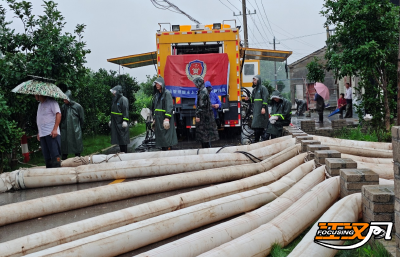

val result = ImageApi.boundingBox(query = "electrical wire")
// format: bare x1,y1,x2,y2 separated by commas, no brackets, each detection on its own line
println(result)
226,0,241,11
260,0,274,37
246,0,270,43
150,0,200,24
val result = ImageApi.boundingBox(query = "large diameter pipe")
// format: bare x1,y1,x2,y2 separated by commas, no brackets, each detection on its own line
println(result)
288,193,362,257
1,139,296,192
380,178,394,185
312,135,392,150
137,164,325,257
199,177,340,257
24,161,315,257
356,162,394,179
341,154,393,164
62,136,293,167
324,144,392,158
0,147,303,244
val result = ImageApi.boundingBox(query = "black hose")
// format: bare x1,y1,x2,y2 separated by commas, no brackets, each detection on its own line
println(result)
216,145,234,153
234,151,263,163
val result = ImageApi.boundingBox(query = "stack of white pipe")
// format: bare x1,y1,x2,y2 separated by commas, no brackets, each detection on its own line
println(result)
0,149,305,257
61,136,293,167
312,136,393,158
0,138,295,192
199,177,340,256
341,153,393,164
21,161,316,257
137,164,325,257
356,161,394,179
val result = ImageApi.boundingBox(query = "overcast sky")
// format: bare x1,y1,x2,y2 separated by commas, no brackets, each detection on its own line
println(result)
3,0,328,82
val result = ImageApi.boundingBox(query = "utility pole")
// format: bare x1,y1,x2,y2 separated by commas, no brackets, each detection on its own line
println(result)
233,0,256,48
270,37,280,85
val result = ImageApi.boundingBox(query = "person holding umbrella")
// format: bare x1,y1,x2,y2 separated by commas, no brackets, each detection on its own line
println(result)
12,77,68,168
314,82,330,123
36,94,62,168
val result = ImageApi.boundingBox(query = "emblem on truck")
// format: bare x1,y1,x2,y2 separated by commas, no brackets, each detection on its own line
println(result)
186,60,207,81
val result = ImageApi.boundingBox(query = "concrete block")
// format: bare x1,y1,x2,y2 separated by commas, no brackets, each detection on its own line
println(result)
296,136,313,144
292,132,308,138
301,140,321,153
363,185,395,203
326,158,357,169
340,169,379,183
306,145,329,153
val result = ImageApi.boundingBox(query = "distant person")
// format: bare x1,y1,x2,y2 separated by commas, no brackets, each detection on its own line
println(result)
60,90,85,160
36,95,62,168
109,85,130,153
295,99,307,116
344,83,353,118
195,81,222,126
244,75,269,143
152,76,178,150
314,92,325,123
337,93,346,119
193,77,219,148
266,90,292,139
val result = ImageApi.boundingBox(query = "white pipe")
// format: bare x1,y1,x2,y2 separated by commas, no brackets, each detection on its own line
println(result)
288,193,362,257
62,136,292,167
356,161,394,179
199,177,340,257
0,147,304,256
136,164,325,257
0,139,296,192
341,154,393,164
323,144,392,158
312,135,392,150
379,178,394,185
23,160,314,257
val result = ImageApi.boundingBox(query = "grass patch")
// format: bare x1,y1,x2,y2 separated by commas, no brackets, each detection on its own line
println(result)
335,126,391,142
335,239,391,257
269,233,391,257
15,123,146,169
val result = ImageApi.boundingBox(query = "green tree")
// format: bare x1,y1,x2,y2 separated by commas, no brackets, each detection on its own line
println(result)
321,0,399,131
0,0,91,135
306,57,325,83
0,94,23,172
132,75,157,122
262,80,275,95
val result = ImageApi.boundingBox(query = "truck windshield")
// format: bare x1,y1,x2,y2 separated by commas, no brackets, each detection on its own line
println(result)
174,43,222,55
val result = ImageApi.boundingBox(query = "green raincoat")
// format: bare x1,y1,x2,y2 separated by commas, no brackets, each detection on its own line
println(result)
266,90,292,137
60,90,85,154
250,75,269,129
194,77,219,143
152,77,178,148
110,85,130,145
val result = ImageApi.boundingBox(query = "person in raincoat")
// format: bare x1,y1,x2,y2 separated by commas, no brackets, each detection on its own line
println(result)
266,90,292,139
194,77,219,148
60,90,85,160
314,92,325,123
195,81,222,127
152,76,178,150
109,85,130,153
295,99,307,116
244,75,269,143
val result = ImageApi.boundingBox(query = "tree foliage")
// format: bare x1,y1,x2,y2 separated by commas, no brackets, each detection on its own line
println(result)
276,80,285,92
0,0,91,135
306,57,325,83
262,80,275,95
321,0,399,131
0,94,23,172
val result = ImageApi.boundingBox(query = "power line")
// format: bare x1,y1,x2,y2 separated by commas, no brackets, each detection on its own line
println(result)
279,32,325,41
246,0,270,43
260,0,274,37
248,14,269,47
226,0,241,11
150,0,200,24
217,0,242,26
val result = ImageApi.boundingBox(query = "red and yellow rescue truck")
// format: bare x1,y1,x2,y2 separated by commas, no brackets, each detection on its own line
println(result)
108,21,291,133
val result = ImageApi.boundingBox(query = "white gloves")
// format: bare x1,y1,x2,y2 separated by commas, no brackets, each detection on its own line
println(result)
269,116,278,124
122,121,128,128
108,121,111,127
163,119,170,130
